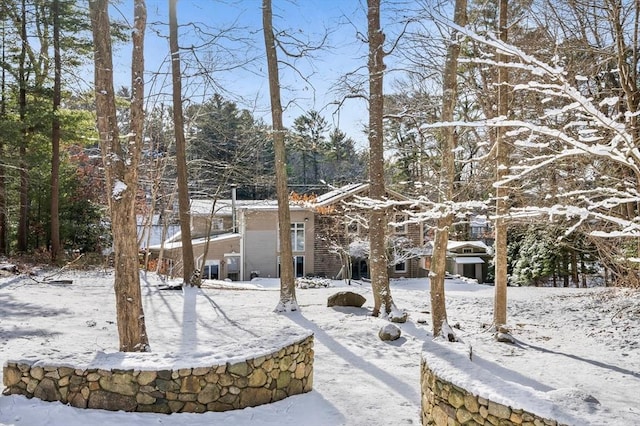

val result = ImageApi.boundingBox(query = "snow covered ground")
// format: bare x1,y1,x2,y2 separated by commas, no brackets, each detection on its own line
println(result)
0,269,638,425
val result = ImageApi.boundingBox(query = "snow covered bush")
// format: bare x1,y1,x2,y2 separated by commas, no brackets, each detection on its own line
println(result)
296,276,332,289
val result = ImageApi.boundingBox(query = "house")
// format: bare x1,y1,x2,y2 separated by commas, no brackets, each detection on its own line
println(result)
423,240,492,283
310,183,424,280
147,183,425,281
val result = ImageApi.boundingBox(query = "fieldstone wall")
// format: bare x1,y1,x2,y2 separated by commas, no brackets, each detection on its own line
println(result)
421,359,566,426
3,333,313,414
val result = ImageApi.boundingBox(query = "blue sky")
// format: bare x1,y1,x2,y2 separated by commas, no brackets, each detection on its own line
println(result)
109,0,382,148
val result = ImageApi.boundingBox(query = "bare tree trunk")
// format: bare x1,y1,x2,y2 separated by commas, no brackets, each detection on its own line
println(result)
367,0,394,317
90,0,150,352
17,0,28,252
570,249,579,286
429,0,467,338
0,19,8,256
50,0,61,262
169,0,196,286
263,0,297,311
493,0,509,327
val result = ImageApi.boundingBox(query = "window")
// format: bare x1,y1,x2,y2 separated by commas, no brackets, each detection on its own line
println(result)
346,221,359,234
212,218,224,231
294,256,304,277
202,263,219,280
225,255,240,281
277,256,305,278
394,214,407,234
462,248,473,254
291,222,305,252
394,261,407,273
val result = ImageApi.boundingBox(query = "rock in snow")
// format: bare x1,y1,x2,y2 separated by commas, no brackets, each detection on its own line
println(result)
327,291,366,308
378,324,401,341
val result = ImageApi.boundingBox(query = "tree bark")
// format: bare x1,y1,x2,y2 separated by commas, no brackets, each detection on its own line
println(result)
50,0,61,262
17,0,28,252
169,0,196,286
0,18,8,256
90,0,150,352
493,0,509,327
263,0,297,311
429,0,467,337
367,0,394,317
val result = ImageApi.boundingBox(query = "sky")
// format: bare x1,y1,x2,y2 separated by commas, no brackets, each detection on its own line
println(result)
107,0,383,149
1,270,638,425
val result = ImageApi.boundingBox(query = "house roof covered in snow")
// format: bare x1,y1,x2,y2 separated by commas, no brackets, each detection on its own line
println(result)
312,183,411,208
446,240,490,252
147,232,241,251
422,240,491,256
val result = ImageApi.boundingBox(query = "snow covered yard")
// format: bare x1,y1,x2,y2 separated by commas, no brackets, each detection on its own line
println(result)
0,270,638,425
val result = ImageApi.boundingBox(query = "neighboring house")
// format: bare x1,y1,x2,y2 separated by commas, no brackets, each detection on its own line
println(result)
310,183,424,280
469,215,493,245
148,183,425,281
423,240,492,283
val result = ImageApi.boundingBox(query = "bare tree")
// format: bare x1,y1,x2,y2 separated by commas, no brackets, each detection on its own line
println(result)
17,0,27,252
89,0,150,352
169,0,197,286
0,13,7,255
428,0,467,338
367,0,395,317
493,0,509,327
50,0,61,262
262,0,297,311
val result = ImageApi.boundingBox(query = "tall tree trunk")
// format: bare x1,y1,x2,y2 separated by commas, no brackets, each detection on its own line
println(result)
570,248,579,286
90,0,150,352
429,0,467,338
50,0,61,262
17,0,28,252
0,19,8,256
169,0,196,286
493,0,509,327
263,0,297,312
367,0,393,317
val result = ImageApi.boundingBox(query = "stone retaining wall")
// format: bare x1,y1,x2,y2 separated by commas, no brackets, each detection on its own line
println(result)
3,332,313,414
421,359,566,426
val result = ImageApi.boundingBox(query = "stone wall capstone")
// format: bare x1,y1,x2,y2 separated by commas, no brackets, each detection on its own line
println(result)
3,330,313,414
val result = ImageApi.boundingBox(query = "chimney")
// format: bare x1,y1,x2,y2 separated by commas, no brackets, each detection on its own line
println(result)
231,184,237,233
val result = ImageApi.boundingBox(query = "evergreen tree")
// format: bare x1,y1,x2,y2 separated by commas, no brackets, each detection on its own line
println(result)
186,94,273,198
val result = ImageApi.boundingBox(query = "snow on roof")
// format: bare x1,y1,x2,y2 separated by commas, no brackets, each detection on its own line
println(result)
313,183,369,207
446,240,490,252
191,198,309,215
190,199,262,216
148,232,241,251
312,182,411,208
422,240,490,256
454,256,485,264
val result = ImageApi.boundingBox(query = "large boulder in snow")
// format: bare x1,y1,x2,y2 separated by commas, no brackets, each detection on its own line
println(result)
378,324,401,341
327,291,366,308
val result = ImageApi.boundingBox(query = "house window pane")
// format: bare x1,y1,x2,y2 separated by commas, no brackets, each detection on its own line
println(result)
291,223,305,251
394,261,407,273
203,264,219,279
394,214,407,234
295,255,304,277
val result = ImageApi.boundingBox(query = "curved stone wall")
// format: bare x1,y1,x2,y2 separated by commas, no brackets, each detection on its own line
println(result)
419,339,583,426
3,330,313,414
421,360,565,426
